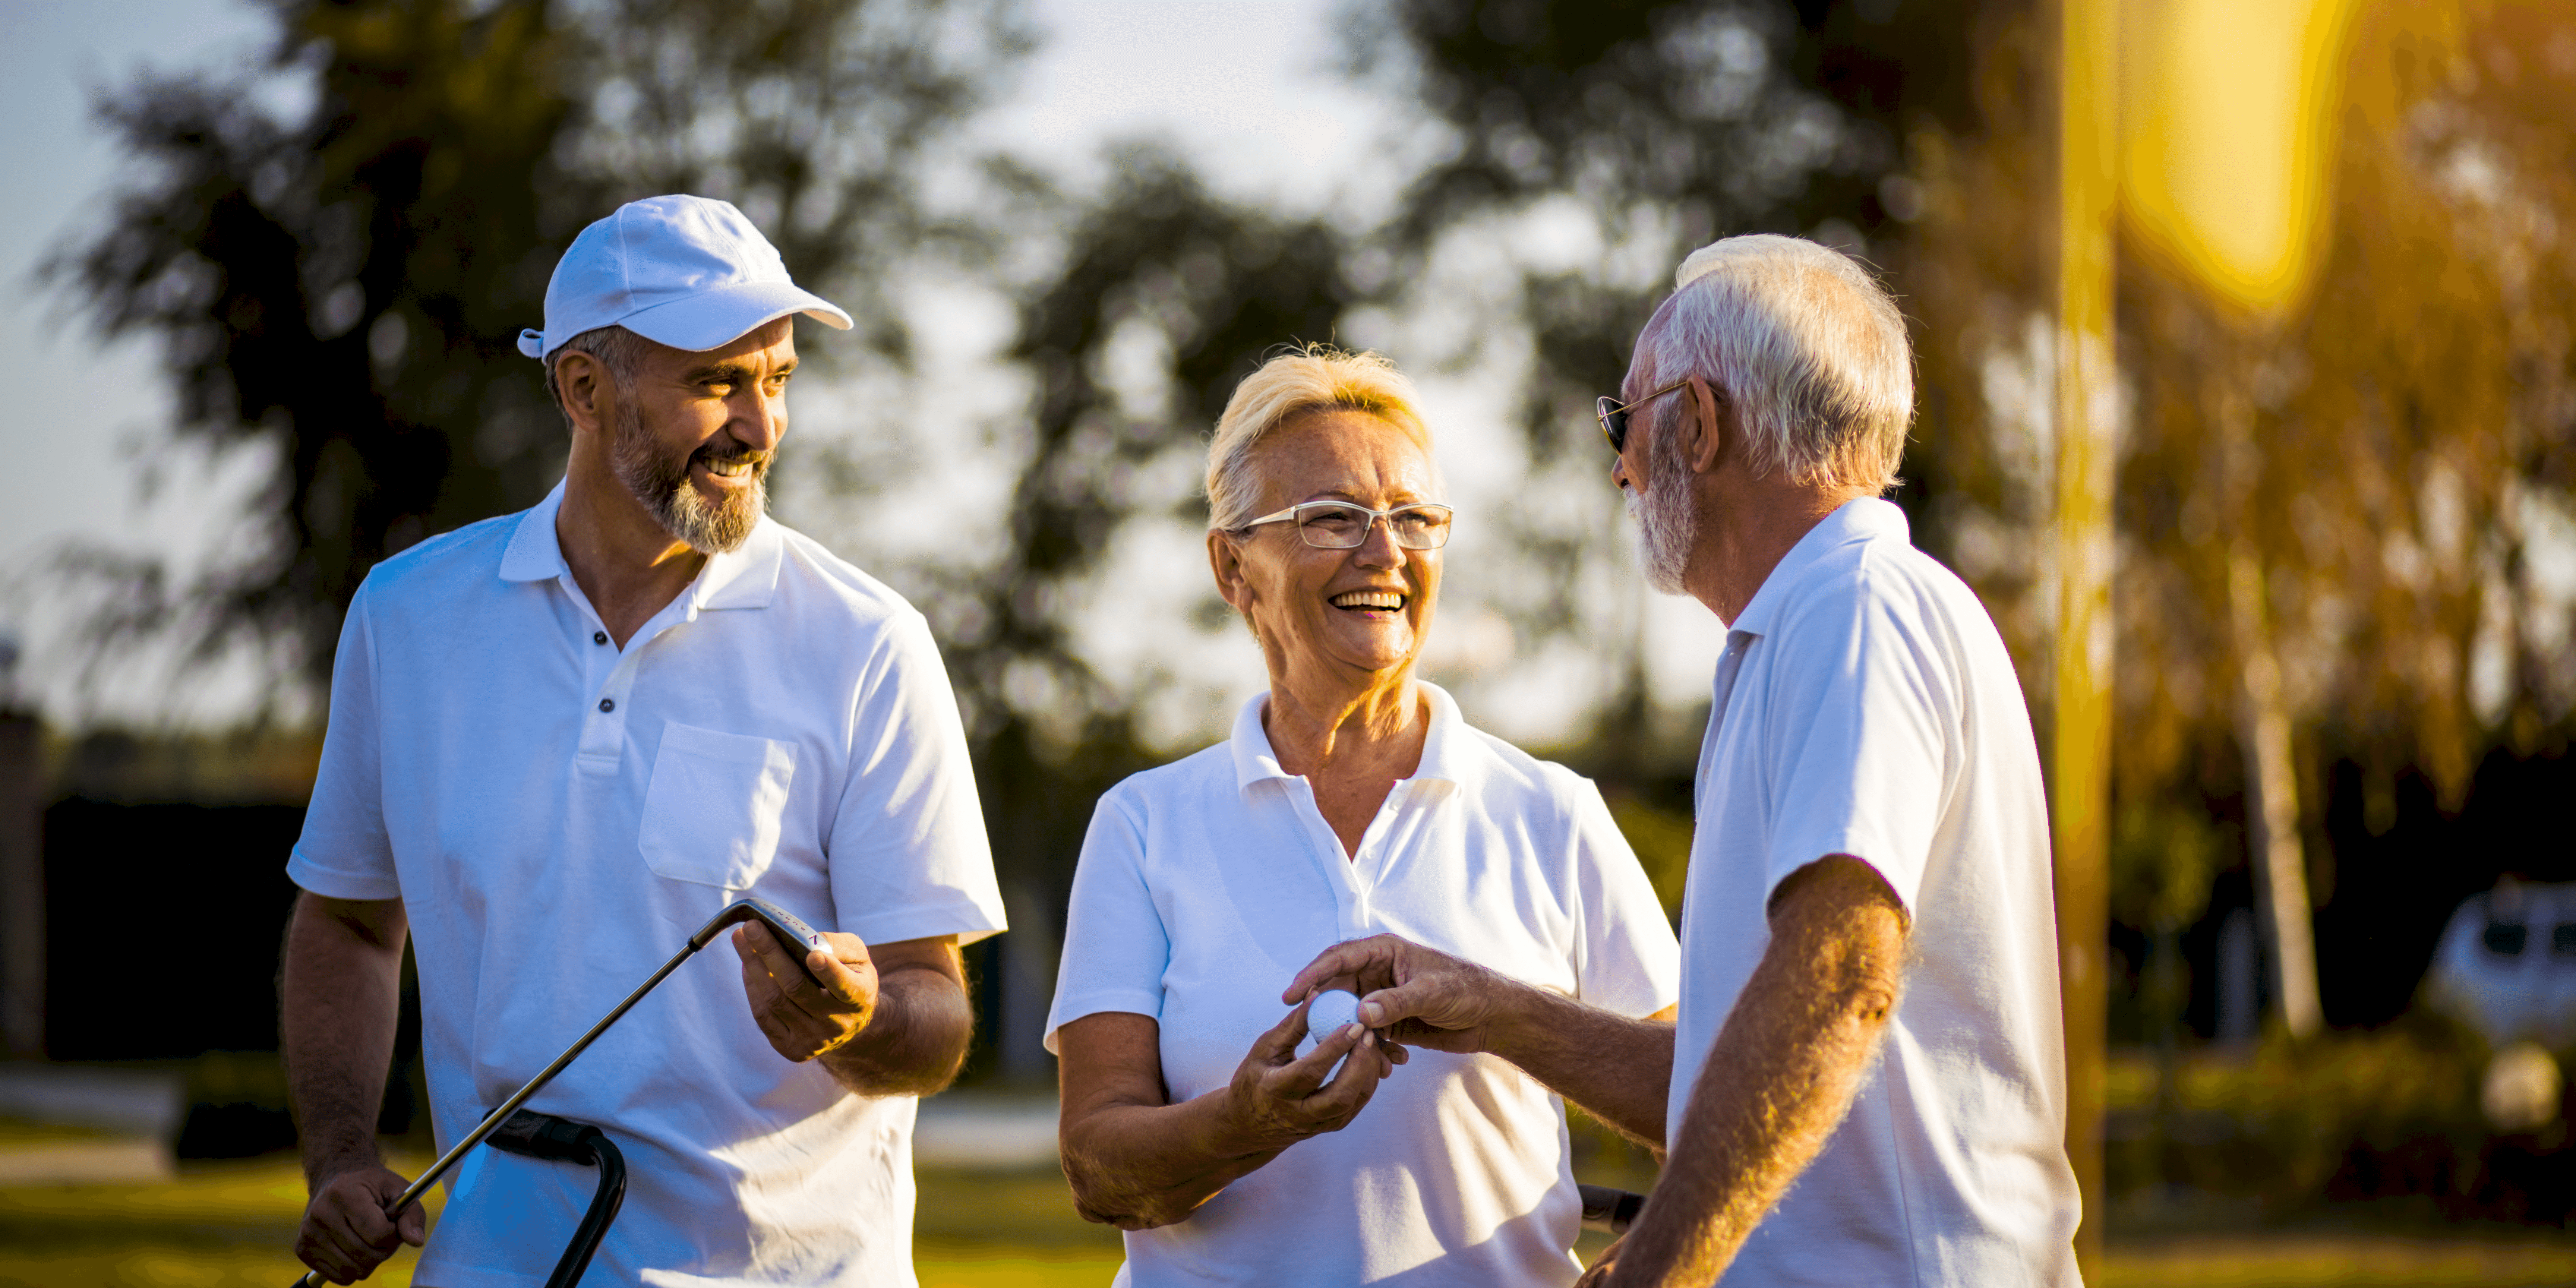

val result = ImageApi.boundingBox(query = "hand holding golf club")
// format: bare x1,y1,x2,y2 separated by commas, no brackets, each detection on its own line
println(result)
295,1164,427,1285
732,922,881,1062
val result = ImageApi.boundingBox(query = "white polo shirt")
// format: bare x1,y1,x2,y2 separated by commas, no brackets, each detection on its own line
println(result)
1046,683,1680,1288
1668,498,2079,1287
288,482,1006,1288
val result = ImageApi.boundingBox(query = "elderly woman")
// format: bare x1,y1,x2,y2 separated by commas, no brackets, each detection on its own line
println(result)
1046,347,1681,1286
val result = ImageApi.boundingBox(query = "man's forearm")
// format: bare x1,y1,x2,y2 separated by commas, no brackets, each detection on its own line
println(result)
1488,991,1675,1147
818,965,973,1096
1607,858,1906,1287
281,894,409,1185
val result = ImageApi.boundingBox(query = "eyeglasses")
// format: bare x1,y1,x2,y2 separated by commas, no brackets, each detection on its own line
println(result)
1594,379,1695,454
1236,500,1455,550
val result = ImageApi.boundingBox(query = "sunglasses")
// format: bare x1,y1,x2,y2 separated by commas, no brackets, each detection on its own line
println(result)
1594,379,1703,454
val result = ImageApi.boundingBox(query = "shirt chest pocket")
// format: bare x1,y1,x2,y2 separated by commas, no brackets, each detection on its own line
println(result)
639,722,798,890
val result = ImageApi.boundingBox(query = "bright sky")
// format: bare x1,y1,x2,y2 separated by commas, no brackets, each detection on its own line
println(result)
0,0,1726,736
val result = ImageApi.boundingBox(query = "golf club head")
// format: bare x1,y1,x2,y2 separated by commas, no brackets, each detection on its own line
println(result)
692,896,833,988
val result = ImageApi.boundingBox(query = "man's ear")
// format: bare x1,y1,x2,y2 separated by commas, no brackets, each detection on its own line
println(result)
1683,375,1725,474
555,351,612,437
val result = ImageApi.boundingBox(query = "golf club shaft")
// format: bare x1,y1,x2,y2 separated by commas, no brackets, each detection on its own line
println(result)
292,939,706,1288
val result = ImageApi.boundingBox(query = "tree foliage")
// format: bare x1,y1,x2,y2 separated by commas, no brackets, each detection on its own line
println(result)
1904,0,2576,1027
51,0,1026,694
938,146,1353,905
1337,0,1988,732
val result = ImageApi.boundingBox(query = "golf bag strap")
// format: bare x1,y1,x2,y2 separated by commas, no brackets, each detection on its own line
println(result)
1577,1182,1645,1235
484,1109,628,1288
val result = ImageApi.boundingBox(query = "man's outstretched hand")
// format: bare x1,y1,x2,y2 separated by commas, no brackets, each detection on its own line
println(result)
1282,934,1534,1058
734,922,880,1063
295,1164,426,1284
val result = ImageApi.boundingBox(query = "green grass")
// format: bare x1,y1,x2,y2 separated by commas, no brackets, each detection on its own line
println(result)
2097,1234,2576,1287
0,1153,1134,1288
9,1147,2576,1287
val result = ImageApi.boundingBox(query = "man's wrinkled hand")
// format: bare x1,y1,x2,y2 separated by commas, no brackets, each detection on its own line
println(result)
295,1164,425,1284
1283,934,1528,1057
735,923,880,1062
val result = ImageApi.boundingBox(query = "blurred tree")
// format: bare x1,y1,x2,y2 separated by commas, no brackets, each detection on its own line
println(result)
1914,0,2576,1029
920,148,1355,1069
50,0,1027,699
1340,0,1991,772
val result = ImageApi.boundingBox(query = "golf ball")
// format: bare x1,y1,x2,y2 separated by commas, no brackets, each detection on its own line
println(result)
1306,989,1364,1045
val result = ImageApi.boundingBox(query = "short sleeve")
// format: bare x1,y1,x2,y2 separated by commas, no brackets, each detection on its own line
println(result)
826,612,1007,946
1565,779,1682,1019
1759,575,1956,913
287,583,401,900
1043,791,1170,1054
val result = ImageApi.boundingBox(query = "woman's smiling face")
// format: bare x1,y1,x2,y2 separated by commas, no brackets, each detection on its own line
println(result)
1216,408,1444,683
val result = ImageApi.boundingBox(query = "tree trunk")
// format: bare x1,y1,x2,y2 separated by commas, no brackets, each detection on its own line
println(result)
0,712,41,1058
2227,546,2324,1039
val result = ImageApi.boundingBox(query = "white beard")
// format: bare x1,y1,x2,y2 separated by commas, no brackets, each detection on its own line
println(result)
1627,432,1698,595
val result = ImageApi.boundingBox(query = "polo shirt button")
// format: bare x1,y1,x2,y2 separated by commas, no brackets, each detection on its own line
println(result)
593,631,607,645
598,698,615,713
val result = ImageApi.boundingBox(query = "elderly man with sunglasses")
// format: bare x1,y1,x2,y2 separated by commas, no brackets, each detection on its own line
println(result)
1048,345,1681,1287
1292,237,2080,1286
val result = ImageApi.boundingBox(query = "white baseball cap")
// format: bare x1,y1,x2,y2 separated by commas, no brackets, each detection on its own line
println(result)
516,194,852,363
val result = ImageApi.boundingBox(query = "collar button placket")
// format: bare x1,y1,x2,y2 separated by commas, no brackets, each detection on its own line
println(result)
1294,778,1365,940
581,633,645,764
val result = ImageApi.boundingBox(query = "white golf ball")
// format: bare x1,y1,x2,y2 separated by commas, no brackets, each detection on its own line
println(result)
1306,989,1364,1045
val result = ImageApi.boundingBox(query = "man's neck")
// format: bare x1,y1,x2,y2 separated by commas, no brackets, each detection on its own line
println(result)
557,448,707,648
1686,478,1867,625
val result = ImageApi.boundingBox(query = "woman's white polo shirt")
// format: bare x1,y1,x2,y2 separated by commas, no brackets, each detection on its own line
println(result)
287,483,1005,1288
1046,682,1679,1287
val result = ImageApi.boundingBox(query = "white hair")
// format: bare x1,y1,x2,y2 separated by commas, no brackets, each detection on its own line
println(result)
1205,344,1433,531
1638,234,1913,493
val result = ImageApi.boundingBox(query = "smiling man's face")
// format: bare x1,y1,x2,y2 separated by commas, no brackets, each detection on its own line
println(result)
1224,408,1444,681
613,317,798,554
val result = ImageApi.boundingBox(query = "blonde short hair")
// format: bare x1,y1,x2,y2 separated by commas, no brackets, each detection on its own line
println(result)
1205,345,1433,531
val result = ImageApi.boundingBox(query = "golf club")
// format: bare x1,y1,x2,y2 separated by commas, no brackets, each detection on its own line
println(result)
289,896,832,1287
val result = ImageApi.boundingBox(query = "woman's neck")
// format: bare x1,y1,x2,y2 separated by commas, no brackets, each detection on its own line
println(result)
1262,664,1425,785
1263,665,1427,861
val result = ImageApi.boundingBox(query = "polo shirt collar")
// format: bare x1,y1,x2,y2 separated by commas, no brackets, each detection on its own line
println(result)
498,479,784,611
1229,679,1474,796
1725,496,1909,638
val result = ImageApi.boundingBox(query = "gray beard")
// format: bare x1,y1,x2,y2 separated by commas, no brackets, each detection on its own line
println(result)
1627,430,1698,596
611,403,767,555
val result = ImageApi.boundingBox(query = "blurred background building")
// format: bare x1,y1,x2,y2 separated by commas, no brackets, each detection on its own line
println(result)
4,0,2576,1284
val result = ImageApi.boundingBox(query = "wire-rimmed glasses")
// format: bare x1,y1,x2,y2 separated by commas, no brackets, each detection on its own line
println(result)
1235,500,1455,550
1595,379,1693,454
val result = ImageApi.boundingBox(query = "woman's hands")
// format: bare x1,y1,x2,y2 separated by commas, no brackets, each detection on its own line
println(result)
1217,994,1396,1154
1287,934,1681,1147
1056,997,1400,1232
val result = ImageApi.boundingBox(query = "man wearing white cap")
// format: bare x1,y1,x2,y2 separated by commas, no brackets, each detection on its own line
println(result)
280,195,1007,1286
